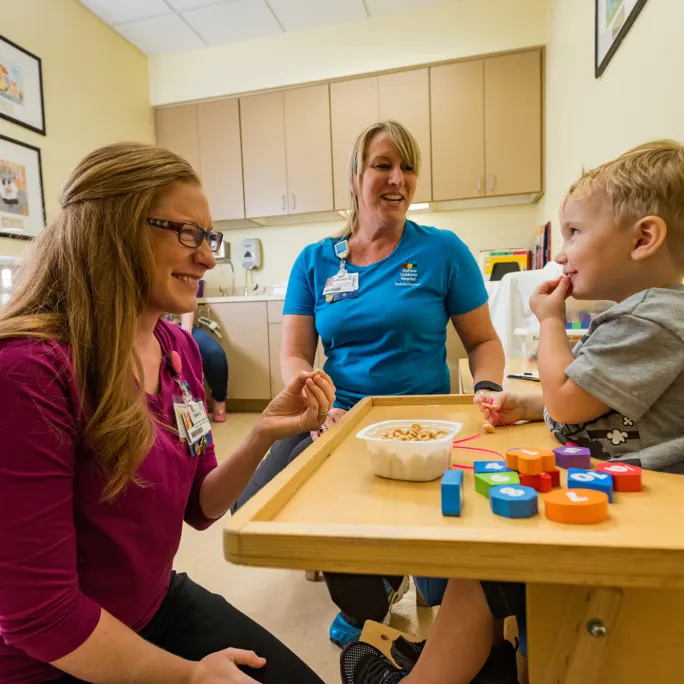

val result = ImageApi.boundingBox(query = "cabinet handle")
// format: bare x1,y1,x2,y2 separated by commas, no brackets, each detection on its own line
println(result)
489,174,496,192
290,194,296,211
477,176,483,194
281,195,286,211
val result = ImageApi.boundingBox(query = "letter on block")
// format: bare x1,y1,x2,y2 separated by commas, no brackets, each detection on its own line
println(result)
567,468,614,503
544,488,609,524
520,472,553,493
596,462,642,492
441,469,464,517
475,471,520,497
490,485,538,519
553,445,592,470
473,460,512,474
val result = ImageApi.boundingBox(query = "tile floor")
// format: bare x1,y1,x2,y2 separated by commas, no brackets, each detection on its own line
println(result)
173,413,435,683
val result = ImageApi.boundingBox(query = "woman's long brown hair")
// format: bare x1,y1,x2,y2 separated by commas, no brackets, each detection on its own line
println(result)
0,142,200,499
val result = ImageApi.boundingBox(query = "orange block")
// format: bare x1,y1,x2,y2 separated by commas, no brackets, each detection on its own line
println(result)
505,447,556,475
544,488,609,524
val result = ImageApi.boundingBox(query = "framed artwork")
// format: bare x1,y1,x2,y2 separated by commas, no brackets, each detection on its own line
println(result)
595,0,648,77
0,34,46,135
0,133,45,239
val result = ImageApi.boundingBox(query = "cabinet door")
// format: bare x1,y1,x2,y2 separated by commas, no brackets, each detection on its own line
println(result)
330,77,379,210
240,92,288,218
379,68,432,203
484,49,542,196
430,60,485,201
210,302,271,400
197,99,245,221
156,105,200,173
284,85,334,214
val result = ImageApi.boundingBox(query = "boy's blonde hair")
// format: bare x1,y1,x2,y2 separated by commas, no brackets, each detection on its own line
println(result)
565,140,684,267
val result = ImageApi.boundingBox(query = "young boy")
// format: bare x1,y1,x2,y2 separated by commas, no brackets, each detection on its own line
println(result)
340,139,684,684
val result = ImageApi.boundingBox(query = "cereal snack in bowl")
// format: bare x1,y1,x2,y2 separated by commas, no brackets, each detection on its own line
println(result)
356,420,463,482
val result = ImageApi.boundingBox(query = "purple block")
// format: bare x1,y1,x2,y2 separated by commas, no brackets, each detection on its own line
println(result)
553,446,591,470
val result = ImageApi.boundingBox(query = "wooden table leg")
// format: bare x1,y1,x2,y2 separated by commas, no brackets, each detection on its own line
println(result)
528,583,684,684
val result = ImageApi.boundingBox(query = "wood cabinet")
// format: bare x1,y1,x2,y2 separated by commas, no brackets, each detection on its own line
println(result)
197,99,245,221
378,68,432,203
241,85,333,219
330,77,379,210
431,60,485,201
156,105,200,172
431,49,542,200
484,49,542,196
156,102,245,221
209,302,271,400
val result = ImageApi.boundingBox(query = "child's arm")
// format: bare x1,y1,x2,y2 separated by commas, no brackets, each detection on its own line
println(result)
532,278,610,424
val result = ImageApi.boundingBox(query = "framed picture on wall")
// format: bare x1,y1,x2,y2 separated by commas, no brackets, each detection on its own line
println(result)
0,34,46,135
595,0,648,77
0,133,45,239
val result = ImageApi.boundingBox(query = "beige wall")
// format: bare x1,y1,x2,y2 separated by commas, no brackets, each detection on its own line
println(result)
0,0,154,257
149,0,547,105
541,0,683,250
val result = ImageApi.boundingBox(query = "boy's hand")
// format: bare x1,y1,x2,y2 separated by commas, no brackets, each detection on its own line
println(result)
474,392,526,426
530,276,572,323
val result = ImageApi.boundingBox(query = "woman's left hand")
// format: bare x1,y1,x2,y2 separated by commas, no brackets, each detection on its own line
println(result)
257,370,336,441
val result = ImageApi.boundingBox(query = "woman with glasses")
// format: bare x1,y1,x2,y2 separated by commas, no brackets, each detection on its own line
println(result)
0,142,333,684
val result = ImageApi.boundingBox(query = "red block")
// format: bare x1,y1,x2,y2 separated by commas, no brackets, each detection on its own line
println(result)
547,468,561,488
596,462,642,492
520,472,553,493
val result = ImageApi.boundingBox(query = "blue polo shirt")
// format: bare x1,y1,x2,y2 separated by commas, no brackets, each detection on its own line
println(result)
283,220,488,410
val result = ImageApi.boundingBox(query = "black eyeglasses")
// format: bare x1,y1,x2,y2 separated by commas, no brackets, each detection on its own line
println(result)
147,217,223,253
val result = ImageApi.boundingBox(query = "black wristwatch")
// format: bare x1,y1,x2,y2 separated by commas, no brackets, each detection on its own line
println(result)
474,380,503,394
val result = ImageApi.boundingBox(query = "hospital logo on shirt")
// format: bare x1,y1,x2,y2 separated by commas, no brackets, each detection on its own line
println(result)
395,262,420,287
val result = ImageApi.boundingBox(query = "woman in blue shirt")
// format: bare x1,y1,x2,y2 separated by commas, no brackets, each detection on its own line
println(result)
235,120,505,646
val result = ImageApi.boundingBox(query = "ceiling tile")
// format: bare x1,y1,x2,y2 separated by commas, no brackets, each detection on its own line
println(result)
164,0,230,11
365,0,450,18
79,0,172,25
268,0,367,32
182,1,283,45
115,14,207,55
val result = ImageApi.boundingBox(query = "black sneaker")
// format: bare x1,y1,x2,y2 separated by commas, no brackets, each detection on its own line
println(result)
390,637,425,673
389,638,518,683
472,640,518,684
340,642,407,684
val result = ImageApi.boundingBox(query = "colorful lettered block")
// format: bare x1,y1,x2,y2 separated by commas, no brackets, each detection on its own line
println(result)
596,462,643,492
441,469,464,516
505,447,555,475
567,468,614,502
544,488,609,524
554,445,592,470
520,472,553,493
475,471,520,497
490,485,538,519
473,460,512,474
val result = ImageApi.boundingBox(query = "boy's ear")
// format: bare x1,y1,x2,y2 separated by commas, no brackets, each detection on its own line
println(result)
631,215,668,261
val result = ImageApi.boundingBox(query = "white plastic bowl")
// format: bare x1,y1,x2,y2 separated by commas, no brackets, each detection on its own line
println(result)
356,419,463,482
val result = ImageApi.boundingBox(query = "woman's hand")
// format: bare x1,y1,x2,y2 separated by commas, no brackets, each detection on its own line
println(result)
530,275,572,323
310,407,347,442
258,370,336,441
474,392,526,426
191,648,265,683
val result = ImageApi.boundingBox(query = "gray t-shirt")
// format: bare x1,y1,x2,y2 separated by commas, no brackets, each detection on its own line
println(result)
544,284,684,472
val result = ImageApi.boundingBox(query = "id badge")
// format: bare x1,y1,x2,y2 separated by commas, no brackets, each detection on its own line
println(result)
322,272,358,296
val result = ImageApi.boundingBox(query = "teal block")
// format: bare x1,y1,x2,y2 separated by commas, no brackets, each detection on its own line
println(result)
441,469,464,516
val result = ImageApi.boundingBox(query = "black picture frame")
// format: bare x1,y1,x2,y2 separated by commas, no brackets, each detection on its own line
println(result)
0,33,46,135
595,0,648,78
0,132,45,239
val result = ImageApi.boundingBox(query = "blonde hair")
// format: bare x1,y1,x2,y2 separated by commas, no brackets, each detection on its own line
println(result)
344,120,421,235
0,142,200,499
565,139,684,266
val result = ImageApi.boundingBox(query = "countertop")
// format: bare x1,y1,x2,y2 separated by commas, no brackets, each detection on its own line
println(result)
198,294,286,303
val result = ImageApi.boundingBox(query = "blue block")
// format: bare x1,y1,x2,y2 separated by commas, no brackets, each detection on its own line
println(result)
474,460,513,474
567,468,614,502
441,469,464,516
489,485,538,519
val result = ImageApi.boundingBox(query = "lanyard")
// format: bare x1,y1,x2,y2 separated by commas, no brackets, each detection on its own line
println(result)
167,350,192,405
334,238,350,274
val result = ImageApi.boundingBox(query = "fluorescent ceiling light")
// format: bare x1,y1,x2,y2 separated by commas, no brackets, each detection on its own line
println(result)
408,203,430,212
